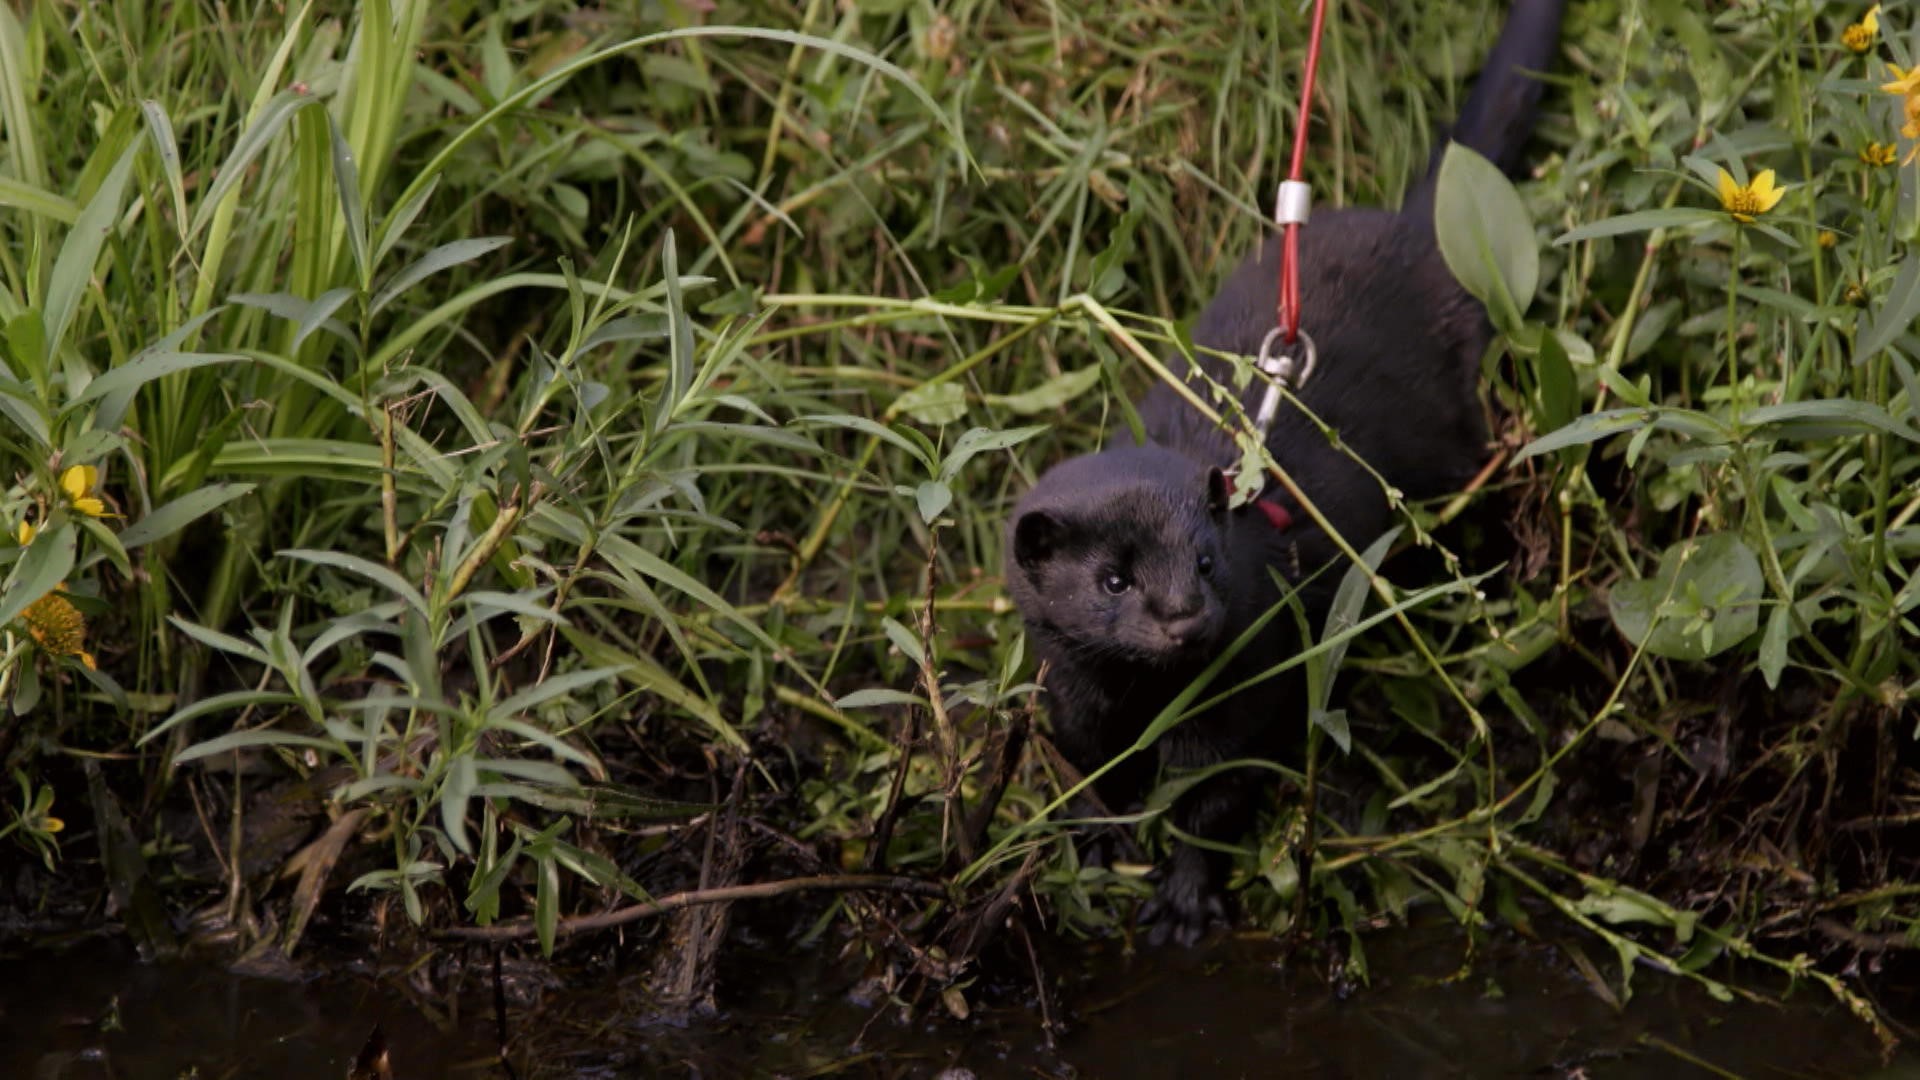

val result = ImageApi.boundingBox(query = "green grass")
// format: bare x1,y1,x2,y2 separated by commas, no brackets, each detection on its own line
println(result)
0,0,1912,1043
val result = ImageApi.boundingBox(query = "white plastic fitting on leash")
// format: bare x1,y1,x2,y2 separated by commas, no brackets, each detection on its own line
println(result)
1252,327,1316,434
1274,179,1312,227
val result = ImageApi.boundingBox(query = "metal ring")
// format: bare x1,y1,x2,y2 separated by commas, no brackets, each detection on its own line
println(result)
1251,328,1317,435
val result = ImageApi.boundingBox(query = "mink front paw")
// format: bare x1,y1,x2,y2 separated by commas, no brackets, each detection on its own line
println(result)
1137,851,1228,947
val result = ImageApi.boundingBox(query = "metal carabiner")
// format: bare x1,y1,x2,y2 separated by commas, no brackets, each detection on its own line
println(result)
1251,327,1317,435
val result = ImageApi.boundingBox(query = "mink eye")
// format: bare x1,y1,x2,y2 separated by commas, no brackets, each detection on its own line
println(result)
1101,570,1131,595
1197,554,1215,577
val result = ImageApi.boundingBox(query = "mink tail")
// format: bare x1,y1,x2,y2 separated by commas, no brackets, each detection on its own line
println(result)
1422,0,1566,182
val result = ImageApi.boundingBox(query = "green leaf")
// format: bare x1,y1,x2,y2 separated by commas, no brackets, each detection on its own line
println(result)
1433,143,1538,332
1533,328,1579,434
0,177,77,224
894,382,967,426
44,142,139,360
371,236,512,314
1515,407,1656,461
0,522,75,629
795,415,937,471
1855,259,1920,365
172,729,338,763
327,108,369,288
1744,399,1920,443
295,287,357,348
1553,208,1723,246
487,667,624,725
167,615,274,666
442,754,476,854
189,90,321,239
835,688,928,710
139,100,189,237
1758,603,1792,689
915,479,952,522
118,483,257,550
937,425,1048,484
881,615,926,668
279,548,428,616
984,367,1104,416
1608,533,1764,661
68,351,246,409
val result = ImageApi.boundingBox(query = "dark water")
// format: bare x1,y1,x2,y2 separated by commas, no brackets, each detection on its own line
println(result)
3,921,1915,1079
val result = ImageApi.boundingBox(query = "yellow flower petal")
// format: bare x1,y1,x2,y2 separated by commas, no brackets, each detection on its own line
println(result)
1716,168,1737,205
42,816,63,833
1882,64,1920,96
58,465,93,502
71,496,105,518
16,520,33,545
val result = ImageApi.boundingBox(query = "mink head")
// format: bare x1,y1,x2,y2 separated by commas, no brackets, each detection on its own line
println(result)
1006,445,1234,668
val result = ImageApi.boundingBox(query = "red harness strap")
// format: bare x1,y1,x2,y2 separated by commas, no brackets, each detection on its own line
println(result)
1256,497,1295,532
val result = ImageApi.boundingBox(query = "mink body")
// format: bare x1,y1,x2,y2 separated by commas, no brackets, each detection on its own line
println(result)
1005,0,1566,945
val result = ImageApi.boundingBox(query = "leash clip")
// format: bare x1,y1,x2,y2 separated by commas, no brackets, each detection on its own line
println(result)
1251,327,1316,434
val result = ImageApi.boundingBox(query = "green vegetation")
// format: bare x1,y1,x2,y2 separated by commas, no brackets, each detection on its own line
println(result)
0,0,1912,1043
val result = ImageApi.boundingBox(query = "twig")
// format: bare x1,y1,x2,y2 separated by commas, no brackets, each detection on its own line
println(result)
434,874,948,943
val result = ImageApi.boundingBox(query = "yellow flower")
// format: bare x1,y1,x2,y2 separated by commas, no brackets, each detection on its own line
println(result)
1882,63,1920,97
1715,168,1787,223
16,520,33,545
20,588,96,670
37,813,62,834
1818,230,1838,248
58,464,106,518
1843,6,1880,53
1862,141,1898,167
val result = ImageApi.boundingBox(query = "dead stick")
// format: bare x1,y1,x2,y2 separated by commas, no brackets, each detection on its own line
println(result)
434,875,948,943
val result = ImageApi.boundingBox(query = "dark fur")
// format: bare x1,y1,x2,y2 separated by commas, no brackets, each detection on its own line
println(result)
1006,0,1565,945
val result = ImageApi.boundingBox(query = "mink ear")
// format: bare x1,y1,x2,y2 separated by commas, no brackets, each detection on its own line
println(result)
1013,510,1066,572
1205,467,1230,514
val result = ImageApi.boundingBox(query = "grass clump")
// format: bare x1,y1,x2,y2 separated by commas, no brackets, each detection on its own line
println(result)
0,0,1911,1046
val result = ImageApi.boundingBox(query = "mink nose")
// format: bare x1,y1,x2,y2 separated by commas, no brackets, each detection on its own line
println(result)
1162,611,1210,646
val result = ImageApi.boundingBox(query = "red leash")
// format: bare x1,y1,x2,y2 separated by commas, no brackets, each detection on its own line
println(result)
1276,0,1330,345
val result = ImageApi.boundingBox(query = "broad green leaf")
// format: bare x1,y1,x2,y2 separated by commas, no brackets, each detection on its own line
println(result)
835,688,929,710
1609,533,1763,661
881,616,925,667
371,236,511,314
167,614,274,666
0,522,75,629
0,176,77,223
295,287,358,348
68,351,245,408
1434,143,1538,331
117,483,256,550
894,382,967,426
915,479,952,522
1516,407,1656,461
938,425,1048,484
984,367,1103,415
44,142,138,359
